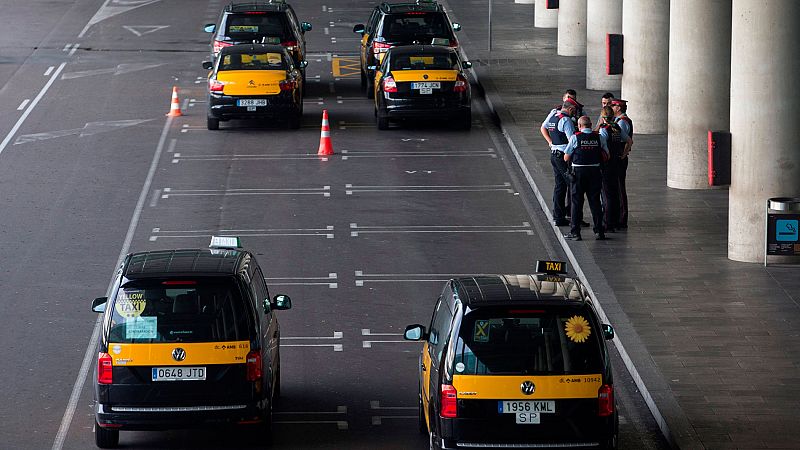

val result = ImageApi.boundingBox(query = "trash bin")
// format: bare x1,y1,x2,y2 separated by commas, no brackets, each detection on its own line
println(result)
765,197,800,266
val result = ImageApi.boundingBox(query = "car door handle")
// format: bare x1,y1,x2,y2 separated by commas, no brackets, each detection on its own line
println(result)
420,362,426,370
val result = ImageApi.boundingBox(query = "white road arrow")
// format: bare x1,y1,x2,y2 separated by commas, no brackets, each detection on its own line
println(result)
79,0,162,37
61,63,164,80
14,119,153,145
123,25,169,36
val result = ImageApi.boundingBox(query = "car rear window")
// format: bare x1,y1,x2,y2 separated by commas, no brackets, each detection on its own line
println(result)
382,13,452,42
392,53,457,70
219,52,286,71
452,307,604,375
224,13,291,41
107,279,253,344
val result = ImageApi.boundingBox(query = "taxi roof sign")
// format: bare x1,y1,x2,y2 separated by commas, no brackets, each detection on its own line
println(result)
535,260,567,275
210,235,242,249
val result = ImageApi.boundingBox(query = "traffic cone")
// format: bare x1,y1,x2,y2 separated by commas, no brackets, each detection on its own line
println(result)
317,109,334,156
166,86,182,117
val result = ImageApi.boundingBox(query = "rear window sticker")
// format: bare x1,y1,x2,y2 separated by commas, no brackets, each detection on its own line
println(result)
115,290,146,318
229,25,259,33
564,315,591,343
473,319,490,343
455,362,465,373
125,316,158,340
111,344,122,355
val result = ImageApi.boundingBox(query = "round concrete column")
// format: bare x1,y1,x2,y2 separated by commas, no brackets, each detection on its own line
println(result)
728,0,800,262
620,0,669,134
586,0,622,90
558,0,587,56
535,0,558,28
667,0,731,189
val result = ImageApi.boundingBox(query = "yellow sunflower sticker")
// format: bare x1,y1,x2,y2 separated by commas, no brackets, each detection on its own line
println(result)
565,315,591,343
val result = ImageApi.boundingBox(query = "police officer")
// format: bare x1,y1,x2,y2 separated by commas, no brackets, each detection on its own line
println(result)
595,92,615,130
597,106,622,232
610,99,633,229
563,116,609,241
541,98,579,226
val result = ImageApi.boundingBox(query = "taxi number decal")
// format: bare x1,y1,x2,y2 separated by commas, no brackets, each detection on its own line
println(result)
115,290,146,318
125,316,157,339
229,25,258,32
474,320,490,342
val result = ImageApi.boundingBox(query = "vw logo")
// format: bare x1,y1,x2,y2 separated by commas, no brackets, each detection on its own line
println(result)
520,380,535,395
423,74,429,80
172,348,186,362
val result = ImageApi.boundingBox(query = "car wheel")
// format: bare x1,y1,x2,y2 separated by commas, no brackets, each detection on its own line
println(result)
95,422,119,449
207,117,219,130
377,114,389,130
287,111,301,130
360,69,367,90
461,110,472,130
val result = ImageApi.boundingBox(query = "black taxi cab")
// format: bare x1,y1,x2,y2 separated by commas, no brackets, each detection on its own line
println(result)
372,45,472,130
91,236,292,448
203,44,305,130
404,261,618,450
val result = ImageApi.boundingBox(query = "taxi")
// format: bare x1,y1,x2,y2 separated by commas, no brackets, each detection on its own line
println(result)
372,45,472,130
203,44,306,130
404,261,618,449
91,237,292,448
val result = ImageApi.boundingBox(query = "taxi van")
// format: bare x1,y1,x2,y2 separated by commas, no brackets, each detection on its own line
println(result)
203,44,306,130
372,45,472,130
91,237,292,448
405,261,618,450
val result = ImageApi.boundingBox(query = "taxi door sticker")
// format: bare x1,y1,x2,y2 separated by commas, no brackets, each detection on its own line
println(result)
564,315,591,343
474,319,490,343
125,316,157,340
115,290,146,319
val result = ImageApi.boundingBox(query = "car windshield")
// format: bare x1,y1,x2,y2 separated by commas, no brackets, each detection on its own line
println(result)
107,279,252,344
382,13,451,41
452,307,604,375
392,53,457,70
224,13,291,40
219,52,286,71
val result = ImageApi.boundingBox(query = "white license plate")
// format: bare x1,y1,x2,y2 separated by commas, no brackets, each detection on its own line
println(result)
411,82,440,90
498,400,555,414
237,99,268,107
152,367,206,381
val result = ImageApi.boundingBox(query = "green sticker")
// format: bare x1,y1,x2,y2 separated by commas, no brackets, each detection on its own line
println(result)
474,320,490,342
115,290,146,318
125,316,157,339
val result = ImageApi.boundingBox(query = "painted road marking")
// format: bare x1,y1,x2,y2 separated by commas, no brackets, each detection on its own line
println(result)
265,273,338,288
361,328,419,348
274,405,348,430
339,148,497,159
17,99,30,110
349,222,533,237
14,119,153,145
44,66,54,76
171,153,325,162
160,186,331,198
345,182,514,195
79,0,162,38
355,271,491,287
61,63,164,80
149,226,335,241
282,331,343,352
123,25,169,36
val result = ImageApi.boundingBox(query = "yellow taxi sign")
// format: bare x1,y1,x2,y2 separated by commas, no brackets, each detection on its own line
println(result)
535,260,567,275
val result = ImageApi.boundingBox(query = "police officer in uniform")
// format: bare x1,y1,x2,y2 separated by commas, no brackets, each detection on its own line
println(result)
597,106,623,232
541,98,579,226
611,99,633,229
563,116,609,241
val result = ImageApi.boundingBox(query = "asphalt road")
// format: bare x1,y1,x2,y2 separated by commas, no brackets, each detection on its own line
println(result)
0,1,669,449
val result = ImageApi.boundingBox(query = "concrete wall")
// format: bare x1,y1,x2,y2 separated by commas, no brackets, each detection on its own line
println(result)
535,0,558,28
558,0,587,56
586,0,622,90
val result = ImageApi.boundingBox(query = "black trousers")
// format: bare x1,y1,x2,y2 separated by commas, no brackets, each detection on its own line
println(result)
551,152,572,221
617,157,629,227
570,166,604,235
601,157,621,231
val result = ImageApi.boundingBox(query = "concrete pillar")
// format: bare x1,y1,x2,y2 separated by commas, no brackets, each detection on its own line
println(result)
535,0,558,28
620,0,669,134
585,0,622,90
667,0,731,189
558,0,587,56
728,0,800,262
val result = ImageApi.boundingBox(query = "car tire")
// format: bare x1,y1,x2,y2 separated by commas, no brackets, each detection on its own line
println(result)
95,422,119,449
207,117,219,130
377,114,389,130
458,110,472,130
360,69,367,90
287,112,301,130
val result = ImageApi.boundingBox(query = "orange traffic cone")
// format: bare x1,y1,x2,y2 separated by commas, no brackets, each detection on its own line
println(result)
317,109,334,156
166,86,182,117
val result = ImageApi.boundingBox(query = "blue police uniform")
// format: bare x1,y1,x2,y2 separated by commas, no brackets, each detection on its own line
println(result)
614,113,633,228
544,111,576,224
598,122,624,232
564,128,609,238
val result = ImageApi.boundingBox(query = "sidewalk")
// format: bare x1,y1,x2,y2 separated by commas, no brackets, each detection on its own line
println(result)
445,1,800,449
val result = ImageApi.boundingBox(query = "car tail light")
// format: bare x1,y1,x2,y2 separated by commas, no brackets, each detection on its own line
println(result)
98,352,113,384
281,40,298,50
209,79,224,92
213,40,232,54
449,41,459,48
373,41,391,54
246,350,262,381
382,76,397,93
245,11,266,14
279,80,296,91
440,384,457,418
453,74,468,92
162,280,197,285
598,384,614,416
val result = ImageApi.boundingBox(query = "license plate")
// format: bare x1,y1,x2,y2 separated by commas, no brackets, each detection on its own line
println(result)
515,412,541,424
411,82,440,91
237,99,268,107
152,367,206,381
247,106,257,111
498,400,555,414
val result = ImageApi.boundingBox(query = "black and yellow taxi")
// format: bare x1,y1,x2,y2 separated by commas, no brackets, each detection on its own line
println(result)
203,44,305,130
91,236,292,448
353,0,461,98
404,261,618,450
372,44,472,130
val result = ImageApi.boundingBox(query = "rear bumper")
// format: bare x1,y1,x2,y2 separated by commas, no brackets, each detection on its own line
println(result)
95,401,266,430
208,93,299,120
382,94,470,119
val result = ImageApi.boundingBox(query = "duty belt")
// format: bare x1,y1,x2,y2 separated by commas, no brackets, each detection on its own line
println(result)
551,150,565,156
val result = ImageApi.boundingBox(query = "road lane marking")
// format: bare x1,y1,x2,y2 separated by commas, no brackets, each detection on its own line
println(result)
149,226,335,241
44,66,54,76
61,63,164,80
265,272,338,288
0,62,66,157
354,270,494,286
160,186,331,198
283,331,343,340
68,44,79,56
149,189,161,207
370,400,416,410
339,148,497,159
372,416,417,425
52,115,176,450
345,182,514,194
14,119,153,145
349,222,533,237
123,25,169,36
17,99,30,110
166,138,177,153
172,153,326,162
79,0,162,38
281,343,343,351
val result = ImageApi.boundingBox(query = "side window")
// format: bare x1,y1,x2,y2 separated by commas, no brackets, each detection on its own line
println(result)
428,284,454,362
252,267,269,309
367,9,380,34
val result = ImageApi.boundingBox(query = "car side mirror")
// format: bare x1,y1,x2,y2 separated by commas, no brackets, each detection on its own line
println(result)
92,297,108,313
272,294,292,310
367,65,377,71
301,22,312,32
404,324,427,341
202,61,213,70
353,24,365,34
262,298,272,313
462,61,472,69
299,60,308,68
452,23,461,32
204,24,216,33
602,324,615,340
